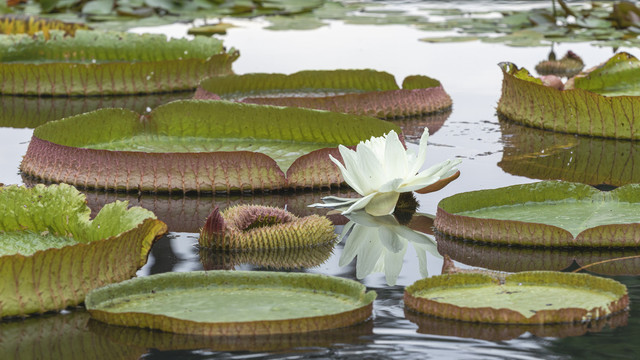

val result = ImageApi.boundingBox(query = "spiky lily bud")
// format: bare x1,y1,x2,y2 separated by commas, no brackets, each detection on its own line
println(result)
199,205,336,250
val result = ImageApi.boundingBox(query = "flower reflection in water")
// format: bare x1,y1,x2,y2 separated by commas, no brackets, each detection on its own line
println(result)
339,210,440,286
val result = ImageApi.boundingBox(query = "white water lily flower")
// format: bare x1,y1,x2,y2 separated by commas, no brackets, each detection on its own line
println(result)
311,128,461,216
339,211,440,286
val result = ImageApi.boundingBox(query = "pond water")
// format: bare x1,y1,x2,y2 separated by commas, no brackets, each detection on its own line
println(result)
2,1,640,359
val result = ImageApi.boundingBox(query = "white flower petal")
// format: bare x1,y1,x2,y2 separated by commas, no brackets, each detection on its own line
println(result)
384,130,409,178
342,193,377,215
409,128,430,175
364,191,400,216
330,153,364,195
356,141,385,191
378,178,404,193
308,196,359,210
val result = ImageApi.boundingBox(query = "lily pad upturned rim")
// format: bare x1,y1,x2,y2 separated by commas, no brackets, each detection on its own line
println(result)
0,183,167,318
435,181,640,248
86,270,376,336
404,271,628,324
497,60,640,140
195,69,452,118
0,30,238,95
20,100,401,193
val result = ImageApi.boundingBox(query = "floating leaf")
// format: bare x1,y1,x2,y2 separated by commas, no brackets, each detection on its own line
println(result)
497,120,640,187
20,100,400,193
198,205,336,250
404,271,628,324
0,14,90,37
195,69,452,118
0,184,167,317
572,52,640,96
0,30,238,95
86,271,376,336
188,22,236,35
498,59,640,139
435,181,640,247
419,36,480,43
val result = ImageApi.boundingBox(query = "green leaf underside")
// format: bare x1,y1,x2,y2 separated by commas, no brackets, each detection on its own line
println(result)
98,287,358,322
85,136,337,173
457,199,640,237
0,30,224,63
0,231,79,256
414,284,617,319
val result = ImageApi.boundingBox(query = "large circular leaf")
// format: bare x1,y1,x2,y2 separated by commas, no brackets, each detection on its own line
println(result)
86,271,376,336
435,181,640,247
20,100,401,193
0,30,238,95
404,271,628,324
195,69,452,118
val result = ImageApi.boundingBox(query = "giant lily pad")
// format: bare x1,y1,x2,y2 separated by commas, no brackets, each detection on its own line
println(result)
20,100,400,193
86,271,376,336
435,181,640,247
498,53,640,139
195,69,452,118
0,184,167,317
0,30,238,95
404,271,628,324
497,120,640,187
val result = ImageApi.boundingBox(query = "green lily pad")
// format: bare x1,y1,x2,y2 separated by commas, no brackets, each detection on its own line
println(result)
195,69,452,118
0,30,238,95
573,52,640,96
404,271,628,324
497,120,640,187
20,100,400,193
0,92,191,128
437,232,640,276
86,271,376,336
0,184,167,317
188,22,237,36
498,57,640,139
0,14,90,37
435,181,640,247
